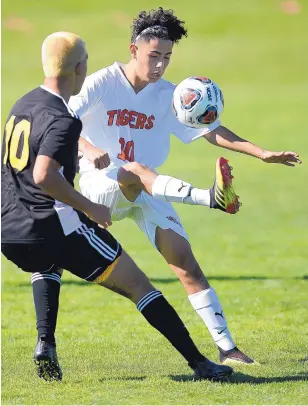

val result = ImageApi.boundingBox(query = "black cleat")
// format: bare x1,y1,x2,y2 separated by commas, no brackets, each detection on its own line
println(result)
219,346,255,365
193,358,233,382
34,338,62,381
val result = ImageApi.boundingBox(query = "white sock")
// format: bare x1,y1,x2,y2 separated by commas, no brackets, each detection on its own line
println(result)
188,288,235,351
184,188,211,206
152,175,211,206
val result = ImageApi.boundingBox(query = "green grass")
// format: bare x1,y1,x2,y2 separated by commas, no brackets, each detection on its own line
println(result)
2,0,308,404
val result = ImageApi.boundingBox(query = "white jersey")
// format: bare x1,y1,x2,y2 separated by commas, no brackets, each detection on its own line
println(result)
69,62,221,173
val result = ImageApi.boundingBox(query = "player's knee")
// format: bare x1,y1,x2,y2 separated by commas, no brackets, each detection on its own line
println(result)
96,250,155,304
121,269,155,304
122,161,148,176
118,163,141,186
117,164,146,198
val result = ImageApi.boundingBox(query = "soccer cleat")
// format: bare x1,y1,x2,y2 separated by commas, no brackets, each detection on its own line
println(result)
192,358,233,382
219,346,255,365
34,338,62,381
210,157,241,214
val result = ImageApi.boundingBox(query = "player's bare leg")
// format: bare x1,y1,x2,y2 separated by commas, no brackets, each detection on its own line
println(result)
97,250,154,302
117,162,157,202
95,249,233,381
155,227,255,365
118,157,240,213
116,160,252,364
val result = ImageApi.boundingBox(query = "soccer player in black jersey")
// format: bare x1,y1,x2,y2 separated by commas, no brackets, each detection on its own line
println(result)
1,32,233,382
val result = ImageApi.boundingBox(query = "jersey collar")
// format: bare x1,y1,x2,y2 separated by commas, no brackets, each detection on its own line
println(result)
114,62,155,98
40,85,77,118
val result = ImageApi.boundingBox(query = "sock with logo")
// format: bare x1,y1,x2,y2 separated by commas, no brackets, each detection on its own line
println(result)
152,175,211,206
188,288,235,351
137,290,206,367
31,269,62,345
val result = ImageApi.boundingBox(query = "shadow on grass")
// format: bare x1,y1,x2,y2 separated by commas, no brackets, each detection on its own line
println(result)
98,376,146,382
170,372,308,384
11,274,308,288
13,280,90,288
150,275,308,284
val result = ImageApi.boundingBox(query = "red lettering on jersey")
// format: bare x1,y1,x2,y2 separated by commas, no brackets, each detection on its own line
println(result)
135,113,147,129
108,109,155,130
117,138,135,162
107,110,117,126
119,109,129,126
117,137,126,161
145,114,155,130
116,109,121,126
128,111,138,128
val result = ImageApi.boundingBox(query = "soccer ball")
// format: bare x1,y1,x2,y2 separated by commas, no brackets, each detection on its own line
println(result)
172,76,224,128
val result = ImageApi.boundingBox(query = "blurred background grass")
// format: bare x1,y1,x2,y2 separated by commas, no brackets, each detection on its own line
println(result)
2,0,308,404
3,0,307,276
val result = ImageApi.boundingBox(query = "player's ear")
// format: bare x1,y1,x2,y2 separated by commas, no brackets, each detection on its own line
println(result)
130,43,137,59
75,61,82,75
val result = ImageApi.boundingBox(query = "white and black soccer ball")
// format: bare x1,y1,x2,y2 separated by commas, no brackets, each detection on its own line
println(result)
172,76,224,128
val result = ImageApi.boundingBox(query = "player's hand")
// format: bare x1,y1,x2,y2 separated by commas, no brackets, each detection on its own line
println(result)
84,144,110,169
86,202,112,228
261,150,302,166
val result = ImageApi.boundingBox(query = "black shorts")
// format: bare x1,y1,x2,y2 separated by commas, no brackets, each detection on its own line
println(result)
1,216,122,282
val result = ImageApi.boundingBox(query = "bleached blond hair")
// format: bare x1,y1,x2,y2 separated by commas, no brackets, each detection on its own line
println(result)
42,31,86,77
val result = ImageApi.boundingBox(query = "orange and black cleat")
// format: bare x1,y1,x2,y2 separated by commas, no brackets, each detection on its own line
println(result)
210,157,241,214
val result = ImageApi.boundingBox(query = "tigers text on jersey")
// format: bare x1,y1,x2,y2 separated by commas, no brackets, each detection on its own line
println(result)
1,86,82,243
69,62,221,173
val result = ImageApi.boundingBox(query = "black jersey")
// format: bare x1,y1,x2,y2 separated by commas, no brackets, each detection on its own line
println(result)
1,86,83,243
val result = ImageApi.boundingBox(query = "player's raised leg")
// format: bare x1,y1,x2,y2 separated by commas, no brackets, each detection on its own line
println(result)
155,227,255,365
117,157,240,214
80,160,250,364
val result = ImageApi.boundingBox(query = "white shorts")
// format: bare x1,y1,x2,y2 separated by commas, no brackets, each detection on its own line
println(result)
79,166,189,247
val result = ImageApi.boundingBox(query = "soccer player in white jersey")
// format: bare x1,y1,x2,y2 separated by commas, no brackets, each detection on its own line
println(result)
69,8,301,364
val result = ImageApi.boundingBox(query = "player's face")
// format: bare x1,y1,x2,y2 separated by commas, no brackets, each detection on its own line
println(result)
73,53,88,95
133,39,173,83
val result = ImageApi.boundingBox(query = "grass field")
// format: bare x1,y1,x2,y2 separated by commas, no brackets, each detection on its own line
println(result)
1,0,308,404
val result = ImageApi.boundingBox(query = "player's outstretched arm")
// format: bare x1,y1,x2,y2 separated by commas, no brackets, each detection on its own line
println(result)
204,125,302,167
33,155,112,228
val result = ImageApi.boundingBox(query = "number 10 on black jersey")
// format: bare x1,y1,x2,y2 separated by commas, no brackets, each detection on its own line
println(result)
3,115,31,171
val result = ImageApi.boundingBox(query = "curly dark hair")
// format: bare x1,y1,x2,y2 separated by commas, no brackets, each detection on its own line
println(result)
131,7,187,44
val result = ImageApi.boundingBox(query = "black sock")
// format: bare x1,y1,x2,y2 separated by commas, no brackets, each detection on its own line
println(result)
137,290,206,369
31,268,62,345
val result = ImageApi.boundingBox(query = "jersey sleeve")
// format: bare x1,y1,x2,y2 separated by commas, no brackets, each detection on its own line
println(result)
38,117,82,167
171,114,221,144
68,69,108,118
